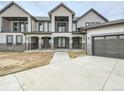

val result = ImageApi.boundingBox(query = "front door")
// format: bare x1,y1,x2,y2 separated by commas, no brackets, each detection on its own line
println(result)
57,37,66,48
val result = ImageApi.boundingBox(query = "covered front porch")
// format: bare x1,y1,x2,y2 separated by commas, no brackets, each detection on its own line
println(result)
27,36,51,50
25,35,85,50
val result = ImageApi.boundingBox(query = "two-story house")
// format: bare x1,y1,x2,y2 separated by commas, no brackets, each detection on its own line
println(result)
0,1,108,51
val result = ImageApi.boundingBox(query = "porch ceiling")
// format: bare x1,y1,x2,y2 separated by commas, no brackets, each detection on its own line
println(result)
3,17,28,21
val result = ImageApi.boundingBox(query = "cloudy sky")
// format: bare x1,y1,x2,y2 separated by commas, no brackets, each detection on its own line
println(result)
0,1,124,21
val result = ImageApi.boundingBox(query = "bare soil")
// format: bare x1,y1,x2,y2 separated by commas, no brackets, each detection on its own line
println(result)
0,52,53,76
68,51,86,59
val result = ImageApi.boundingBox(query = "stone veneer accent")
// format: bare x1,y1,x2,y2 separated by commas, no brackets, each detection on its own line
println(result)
0,43,26,52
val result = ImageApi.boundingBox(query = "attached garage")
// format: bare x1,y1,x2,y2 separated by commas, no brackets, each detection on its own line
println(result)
92,35,124,59
81,19,124,59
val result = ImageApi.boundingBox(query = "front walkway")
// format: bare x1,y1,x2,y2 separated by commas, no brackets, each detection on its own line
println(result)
50,52,70,64
0,55,124,90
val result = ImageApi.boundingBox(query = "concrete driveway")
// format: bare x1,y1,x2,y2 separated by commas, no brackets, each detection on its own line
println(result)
0,55,124,91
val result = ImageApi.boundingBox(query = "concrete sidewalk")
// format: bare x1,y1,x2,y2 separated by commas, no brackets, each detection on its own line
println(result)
50,52,70,64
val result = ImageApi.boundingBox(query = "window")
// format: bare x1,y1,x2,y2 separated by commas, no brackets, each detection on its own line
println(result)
20,22,24,32
58,26,65,32
105,36,117,39
58,23,66,32
58,37,66,47
72,23,76,31
58,38,61,47
25,22,28,32
39,22,44,31
85,22,89,26
55,16,68,21
96,22,101,24
55,16,68,32
85,22,101,27
44,22,48,32
48,22,51,32
62,38,66,47
6,35,13,46
13,22,28,32
16,35,23,45
13,22,19,32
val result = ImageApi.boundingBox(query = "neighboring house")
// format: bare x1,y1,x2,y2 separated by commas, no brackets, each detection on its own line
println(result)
0,1,108,52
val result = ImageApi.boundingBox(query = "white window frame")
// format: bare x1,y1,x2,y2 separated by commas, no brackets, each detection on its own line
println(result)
16,35,23,45
6,35,13,46
39,22,44,32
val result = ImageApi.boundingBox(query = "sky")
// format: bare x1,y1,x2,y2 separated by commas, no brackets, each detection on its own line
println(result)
0,1,124,21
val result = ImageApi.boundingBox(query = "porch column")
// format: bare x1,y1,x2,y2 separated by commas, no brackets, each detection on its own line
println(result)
26,37,29,51
28,17,31,32
29,37,32,50
38,37,42,50
51,16,55,32
69,37,72,49
69,16,72,32
51,37,54,49
82,37,85,50
0,17,3,32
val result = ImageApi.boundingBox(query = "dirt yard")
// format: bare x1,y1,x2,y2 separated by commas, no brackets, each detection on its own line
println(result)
68,51,86,59
0,52,53,76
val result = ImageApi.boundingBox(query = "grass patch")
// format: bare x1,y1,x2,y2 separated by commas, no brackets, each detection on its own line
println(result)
0,52,53,76
68,51,86,59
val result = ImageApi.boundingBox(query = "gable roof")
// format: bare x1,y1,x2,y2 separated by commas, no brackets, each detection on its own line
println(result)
48,3,75,17
0,1,36,20
77,8,109,22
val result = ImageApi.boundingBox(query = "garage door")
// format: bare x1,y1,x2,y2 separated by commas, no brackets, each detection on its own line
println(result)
93,35,124,59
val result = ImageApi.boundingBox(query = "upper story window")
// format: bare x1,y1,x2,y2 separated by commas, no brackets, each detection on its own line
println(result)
57,22,66,32
20,22,28,32
48,22,51,32
55,16,68,21
20,22,24,32
38,22,51,32
6,35,13,46
72,23,76,32
55,16,68,32
85,22,100,27
13,22,19,32
39,22,44,31
25,22,28,32
44,22,48,32
13,21,28,32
